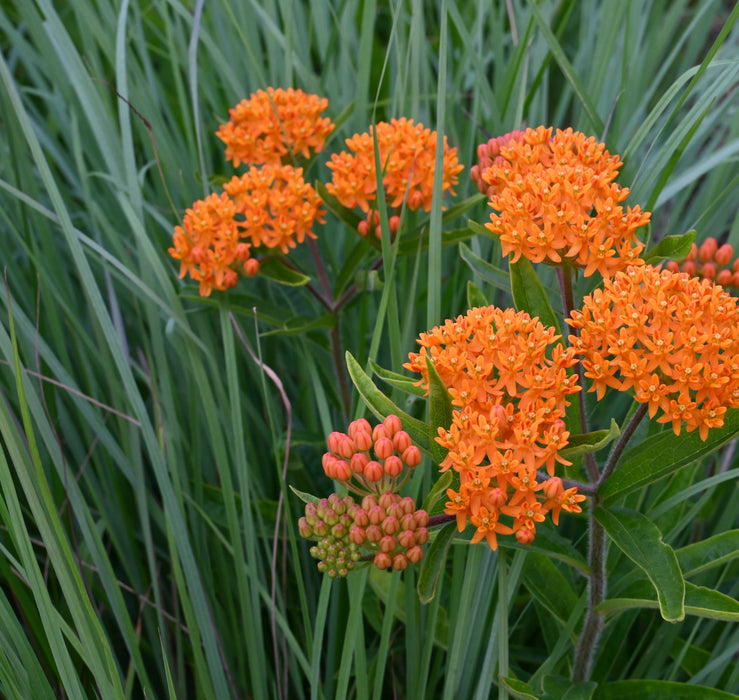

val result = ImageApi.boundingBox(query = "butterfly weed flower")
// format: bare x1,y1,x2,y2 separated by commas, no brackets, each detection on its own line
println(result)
216,87,335,167
478,126,650,277
326,118,464,235
568,264,739,439
405,306,583,548
169,164,324,296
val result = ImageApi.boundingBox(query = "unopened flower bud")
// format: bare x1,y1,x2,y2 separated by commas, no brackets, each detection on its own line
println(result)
374,552,392,570
372,424,387,442
331,523,347,539
382,516,400,535
401,445,421,468
368,505,384,525
392,430,412,453
374,436,394,460
353,429,373,452
716,243,734,267
516,527,536,545
313,520,328,537
378,492,397,511
383,414,402,437
327,432,343,454
337,436,355,459
364,460,383,482
351,452,369,474
361,495,378,511
383,455,403,477
379,535,397,553
244,257,260,276
399,497,416,515
350,526,366,545
353,508,369,527
413,510,429,528
699,238,718,262
323,509,338,526
414,528,429,545
398,529,415,549
543,477,563,500
298,517,313,538
366,524,382,542
392,553,408,571
348,418,372,439
406,546,424,564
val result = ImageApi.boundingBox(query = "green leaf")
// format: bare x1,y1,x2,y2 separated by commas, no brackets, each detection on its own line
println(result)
458,240,511,292
560,420,620,459
595,506,685,621
503,527,589,575
368,568,449,649
521,552,579,625
289,486,320,506
600,409,739,504
369,359,428,397
397,226,478,257
257,256,311,286
676,530,739,577
500,676,539,700
509,256,561,335
542,677,597,700
466,280,489,309
259,313,335,337
593,679,739,699
643,230,696,264
417,521,456,604
441,192,488,223
345,352,430,451
425,356,453,466
422,470,453,515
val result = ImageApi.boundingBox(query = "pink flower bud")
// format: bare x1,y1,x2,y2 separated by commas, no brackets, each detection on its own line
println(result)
392,430,411,453
353,508,369,528
361,495,378,511
701,262,717,280
372,424,387,442
383,455,403,477
348,418,372,439
516,527,536,545
327,432,343,454
400,497,416,516
487,488,507,508
353,429,373,452
333,460,352,481
313,520,328,537
665,260,680,273
244,257,260,276
718,269,733,286
364,460,383,482
378,492,398,510
373,436,394,460
357,220,369,237
383,414,402,437
398,530,415,549
368,506,385,526
351,453,369,474
699,238,718,262
406,546,424,564
382,516,400,535
543,477,563,501
298,517,313,538
373,552,392,570
413,510,429,528
349,526,366,545
682,260,696,276
400,513,415,530
337,436,355,459
366,524,382,542
716,243,734,267
415,528,429,545
379,535,397,553
401,446,421,468
392,554,408,571
389,216,400,233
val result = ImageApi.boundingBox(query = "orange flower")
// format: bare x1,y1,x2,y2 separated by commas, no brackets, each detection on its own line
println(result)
224,164,324,253
667,238,739,291
325,118,464,219
568,264,739,439
216,87,335,166
406,306,584,548
479,126,650,277
169,164,323,295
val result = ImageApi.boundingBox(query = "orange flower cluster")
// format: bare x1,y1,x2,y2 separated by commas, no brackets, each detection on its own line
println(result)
470,129,526,194
567,265,739,439
479,126,650,277
169,164,324,296
216,87,335,166
405,306,584,549
325,118,464,222
322,415,422,496
666,238,739,290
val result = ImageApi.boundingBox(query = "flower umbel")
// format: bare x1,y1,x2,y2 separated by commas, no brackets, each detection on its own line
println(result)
326,118,464,226
406,306,583,548
568,264,739,439
216,87,335,166
479,126,650,277
169,164,324,295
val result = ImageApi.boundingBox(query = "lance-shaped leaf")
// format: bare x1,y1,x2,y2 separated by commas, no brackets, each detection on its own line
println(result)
459,239,511,292
509,256,561,335
599,582,739,622
676,530,739,578
315,180,363,231
466,280,489,309
559,419,620,459
345,351,430,452
425,356,453,466
643,229,696,264
600,409,739,504
417,521,456,604
258,256,311,286
422,470,453,515
259,313,335,337
595,506,685,621
369,359,427,397
289,486,319,506
499,677,538,700
593,680,738,700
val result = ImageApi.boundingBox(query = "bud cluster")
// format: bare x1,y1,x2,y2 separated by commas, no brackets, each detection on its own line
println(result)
666,237,739,290
469,129,527,195
357,210,401,239
322,414,422,496
348,492,429,571
298,493,362,578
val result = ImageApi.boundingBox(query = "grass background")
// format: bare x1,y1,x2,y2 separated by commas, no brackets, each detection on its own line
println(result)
0,1,738,698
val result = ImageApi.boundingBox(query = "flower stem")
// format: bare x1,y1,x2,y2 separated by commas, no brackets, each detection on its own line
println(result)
597,402,648,486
